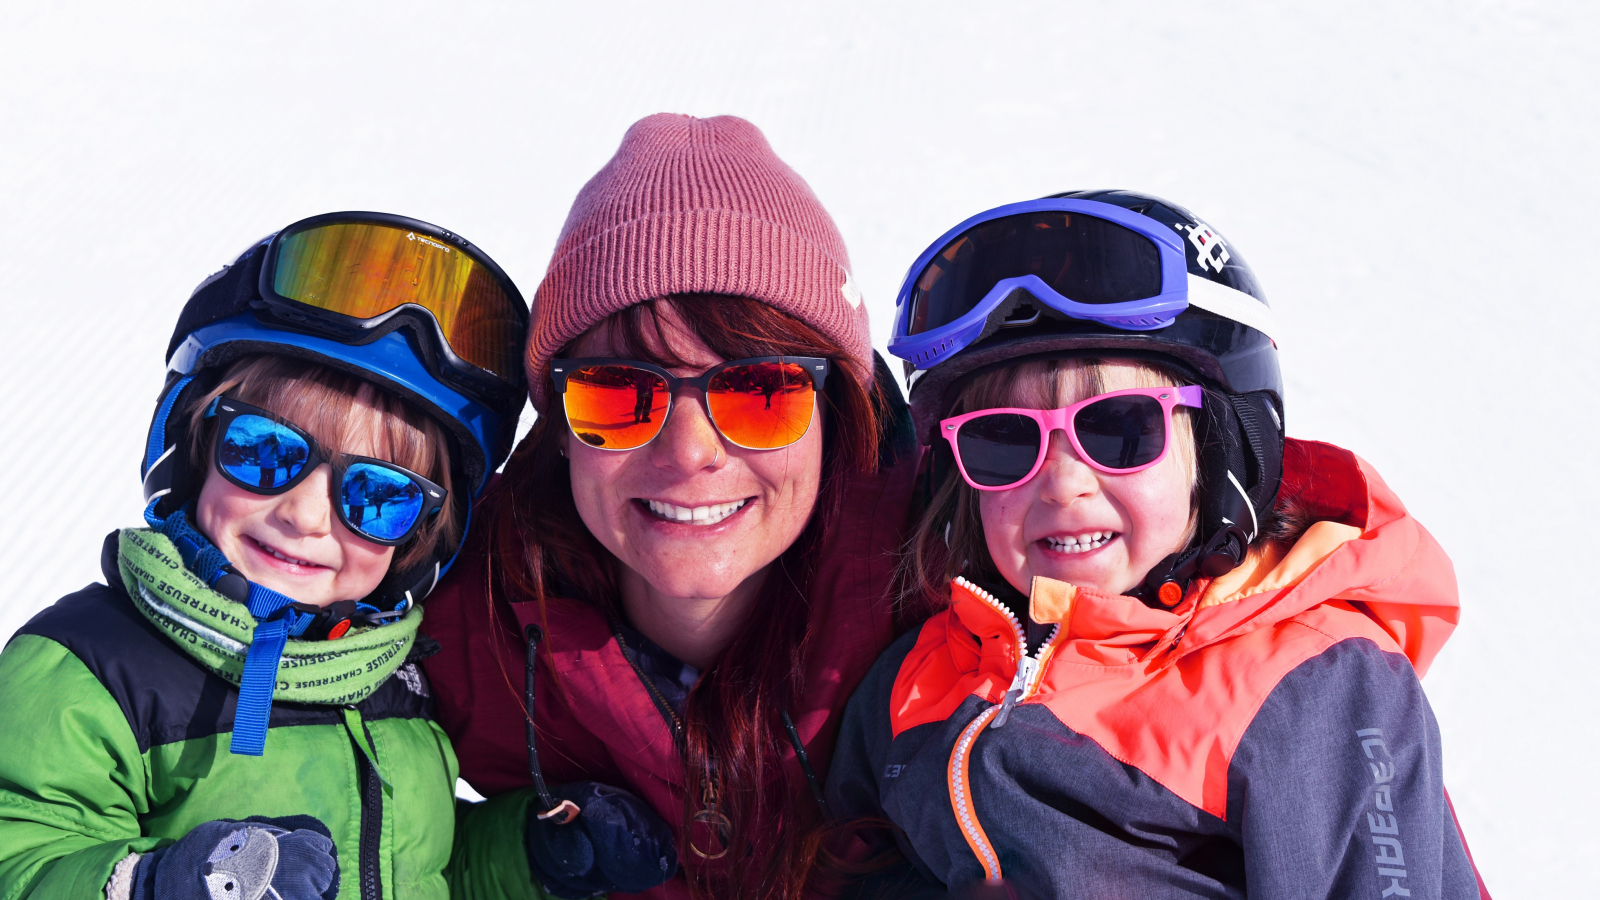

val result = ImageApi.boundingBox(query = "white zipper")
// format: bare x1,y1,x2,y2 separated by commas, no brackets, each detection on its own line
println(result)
948,704,1004,881
991,622,1060,729
945,578,1066,881
953,576,1025,648
951,577,1059,730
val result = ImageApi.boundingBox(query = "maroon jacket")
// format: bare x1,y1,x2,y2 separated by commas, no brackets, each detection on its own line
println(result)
421,454,918,899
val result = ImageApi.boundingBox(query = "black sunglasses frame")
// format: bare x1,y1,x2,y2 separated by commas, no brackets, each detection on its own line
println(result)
206,396,448,546
549,356,831,451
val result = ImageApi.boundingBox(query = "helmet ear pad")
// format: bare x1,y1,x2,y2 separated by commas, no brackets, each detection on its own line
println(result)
142,370,221,524
1134,388,1284,606
1194,390,1284,568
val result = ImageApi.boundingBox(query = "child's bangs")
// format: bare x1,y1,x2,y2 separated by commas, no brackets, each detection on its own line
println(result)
226,359,439,481
957,357,1188,413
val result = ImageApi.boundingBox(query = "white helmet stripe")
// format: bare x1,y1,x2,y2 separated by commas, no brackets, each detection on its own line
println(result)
1186,274,1281,344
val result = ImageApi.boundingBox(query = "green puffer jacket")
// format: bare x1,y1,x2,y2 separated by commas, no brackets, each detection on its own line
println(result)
0,532,544,900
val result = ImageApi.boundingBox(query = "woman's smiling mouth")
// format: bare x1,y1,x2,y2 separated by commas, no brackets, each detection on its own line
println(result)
639,498,751,526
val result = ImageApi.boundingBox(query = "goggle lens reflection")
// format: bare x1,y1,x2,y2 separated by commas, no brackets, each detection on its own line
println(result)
706,362,815,449
273,222,523,382
219,414,312,489
562,365,672,451
341,463,426,542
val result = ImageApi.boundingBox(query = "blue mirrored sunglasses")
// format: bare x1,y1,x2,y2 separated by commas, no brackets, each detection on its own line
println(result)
207,397,447,545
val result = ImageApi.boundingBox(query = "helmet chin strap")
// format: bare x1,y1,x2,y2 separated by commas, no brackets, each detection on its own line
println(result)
1132,389,1283,609
143,502,377,755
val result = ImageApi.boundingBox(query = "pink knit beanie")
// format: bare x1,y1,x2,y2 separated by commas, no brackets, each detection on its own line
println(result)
525,113,871,413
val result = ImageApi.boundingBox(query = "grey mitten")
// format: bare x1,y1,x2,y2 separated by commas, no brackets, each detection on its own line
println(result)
131,816,339,900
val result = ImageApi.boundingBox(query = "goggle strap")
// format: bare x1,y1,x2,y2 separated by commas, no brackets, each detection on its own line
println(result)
167,241,267,371
1186,275,1280,344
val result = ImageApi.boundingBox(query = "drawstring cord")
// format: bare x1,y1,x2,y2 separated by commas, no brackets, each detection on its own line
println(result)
522,623,828,842
525,624,580,824
780,710,831,820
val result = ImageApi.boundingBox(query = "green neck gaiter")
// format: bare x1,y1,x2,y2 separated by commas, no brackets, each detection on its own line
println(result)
118,528,419,706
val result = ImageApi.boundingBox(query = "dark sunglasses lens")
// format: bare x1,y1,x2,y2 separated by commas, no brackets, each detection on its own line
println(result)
1073,396,1167,470
907,212,1164,336
956,414,1043,487
219,415,311,490
341,463,426,542
562,365,671,450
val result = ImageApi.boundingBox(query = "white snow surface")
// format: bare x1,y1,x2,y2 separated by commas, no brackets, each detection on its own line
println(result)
2,2,1595,894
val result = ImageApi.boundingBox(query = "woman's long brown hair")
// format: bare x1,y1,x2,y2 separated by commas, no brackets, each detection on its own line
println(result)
483,293,886,900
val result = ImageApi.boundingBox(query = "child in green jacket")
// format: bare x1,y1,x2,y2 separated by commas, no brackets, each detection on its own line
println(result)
0,213,538,900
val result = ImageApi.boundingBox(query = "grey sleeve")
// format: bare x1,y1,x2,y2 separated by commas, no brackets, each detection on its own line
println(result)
1228,636,1483,900
826,628,919,825
825,627,948,896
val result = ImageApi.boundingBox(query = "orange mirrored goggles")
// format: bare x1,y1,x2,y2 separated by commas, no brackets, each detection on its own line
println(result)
258,213,529,395
552,357,830,451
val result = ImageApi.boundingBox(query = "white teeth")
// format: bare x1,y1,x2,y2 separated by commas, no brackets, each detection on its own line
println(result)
645,498,748,526
1044,531,1116,554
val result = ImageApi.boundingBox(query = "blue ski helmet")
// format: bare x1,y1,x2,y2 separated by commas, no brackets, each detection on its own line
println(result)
141,212,530,609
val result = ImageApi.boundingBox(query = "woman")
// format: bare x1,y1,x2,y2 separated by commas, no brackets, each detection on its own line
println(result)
422,114,918,900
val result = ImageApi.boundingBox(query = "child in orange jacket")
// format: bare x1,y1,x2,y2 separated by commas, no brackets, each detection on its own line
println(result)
827,191,1488,899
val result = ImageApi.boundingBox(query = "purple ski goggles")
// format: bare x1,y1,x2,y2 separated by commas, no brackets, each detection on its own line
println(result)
889,198,1191,370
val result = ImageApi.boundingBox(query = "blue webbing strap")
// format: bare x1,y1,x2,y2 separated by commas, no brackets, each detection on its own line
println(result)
158,509,231,585
144,375,194,474
149,508,312,756
230,580,301,756
142,498,165,529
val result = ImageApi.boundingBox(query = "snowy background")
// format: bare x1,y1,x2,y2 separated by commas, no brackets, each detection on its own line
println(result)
2,2,1595,894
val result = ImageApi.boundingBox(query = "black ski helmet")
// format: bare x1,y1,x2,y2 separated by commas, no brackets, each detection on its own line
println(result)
895,190,1285,605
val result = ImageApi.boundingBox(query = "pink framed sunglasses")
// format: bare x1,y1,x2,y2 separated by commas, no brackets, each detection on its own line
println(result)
939,385,1204,490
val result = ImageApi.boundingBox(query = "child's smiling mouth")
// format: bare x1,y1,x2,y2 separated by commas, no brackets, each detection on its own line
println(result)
1041,531,1119,555
245,535,326,570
